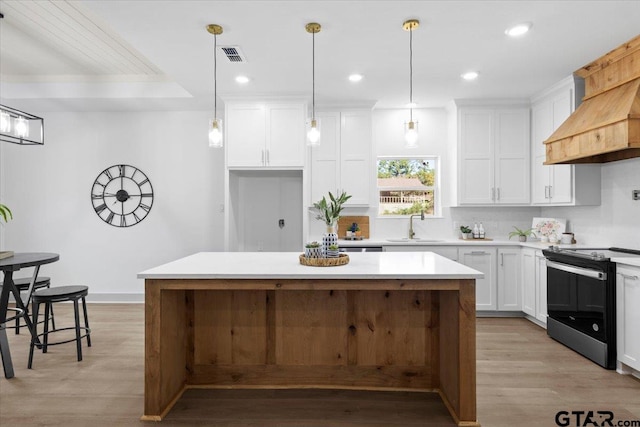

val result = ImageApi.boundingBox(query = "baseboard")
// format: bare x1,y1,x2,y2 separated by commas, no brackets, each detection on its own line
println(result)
476,311,524,318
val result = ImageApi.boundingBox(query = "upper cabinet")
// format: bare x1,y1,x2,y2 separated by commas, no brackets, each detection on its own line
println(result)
226,101,306,168
456,104,530,205
309,110,372,206
530,76,601,205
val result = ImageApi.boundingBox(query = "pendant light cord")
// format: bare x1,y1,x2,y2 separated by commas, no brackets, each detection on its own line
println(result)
312,30,316,119
214,33,218,120
409,26,413,122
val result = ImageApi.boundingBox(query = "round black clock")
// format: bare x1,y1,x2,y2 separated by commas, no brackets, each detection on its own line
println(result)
91,164,154,227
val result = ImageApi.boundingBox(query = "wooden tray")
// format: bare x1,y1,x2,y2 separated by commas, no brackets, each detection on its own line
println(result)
299,253,349,267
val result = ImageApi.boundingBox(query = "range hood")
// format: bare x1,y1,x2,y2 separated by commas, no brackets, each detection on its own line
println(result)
545,34,640,164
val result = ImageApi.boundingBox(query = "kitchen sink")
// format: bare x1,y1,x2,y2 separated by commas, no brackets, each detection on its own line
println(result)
386,238,444,243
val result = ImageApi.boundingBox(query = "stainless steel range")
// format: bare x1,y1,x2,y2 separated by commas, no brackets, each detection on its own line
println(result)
542,246,640,369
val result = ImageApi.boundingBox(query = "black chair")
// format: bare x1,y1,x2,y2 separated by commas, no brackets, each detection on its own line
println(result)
7,276,55,334
28,285,91,368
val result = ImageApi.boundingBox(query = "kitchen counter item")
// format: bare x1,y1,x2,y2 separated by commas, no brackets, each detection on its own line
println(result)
299,253,349,267
337,216,369,239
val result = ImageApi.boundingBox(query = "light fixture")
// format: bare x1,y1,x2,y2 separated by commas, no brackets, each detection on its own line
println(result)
505,22,532,37
306,22,321,147
461,71,479,81
0,105,44,145
235,75,250,84
403,19,419,148
348,74,363,82
207,24,223,148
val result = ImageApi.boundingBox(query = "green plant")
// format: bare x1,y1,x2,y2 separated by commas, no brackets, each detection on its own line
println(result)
305,241,320,248
508,226,534,239
460,225,472,234
313,191,352,226
328,244,339,250
0,204,12,223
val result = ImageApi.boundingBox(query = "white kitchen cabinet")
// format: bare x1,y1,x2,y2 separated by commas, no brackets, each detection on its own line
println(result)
497,248,521,311
617,265,640,373
521,248,536,316
383,245,458,261
226,102,306,168
310,110,371,206
530,76,601,206
535,250,548,324
459,247,497,310
457,105,530,205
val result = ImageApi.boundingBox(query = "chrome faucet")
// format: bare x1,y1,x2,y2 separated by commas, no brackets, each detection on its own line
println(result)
408,211,425,239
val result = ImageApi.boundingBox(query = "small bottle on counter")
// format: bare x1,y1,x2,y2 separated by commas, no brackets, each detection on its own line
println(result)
473,223,480,239
479,222,485,239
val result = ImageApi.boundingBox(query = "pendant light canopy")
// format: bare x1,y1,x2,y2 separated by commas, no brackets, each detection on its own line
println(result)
403,19,419,148
207,24,223,148
306,22,321,147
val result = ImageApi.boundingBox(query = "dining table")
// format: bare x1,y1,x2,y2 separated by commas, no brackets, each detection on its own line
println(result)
0,252,60,378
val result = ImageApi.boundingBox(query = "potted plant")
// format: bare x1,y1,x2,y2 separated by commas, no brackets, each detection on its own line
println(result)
313,191,351,256
304,241,321,258
460,225,472,240
326,244,340,258
508,226,534,242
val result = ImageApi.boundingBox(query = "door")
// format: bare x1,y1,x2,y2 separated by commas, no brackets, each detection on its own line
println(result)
521,249,536,316
226,104,266,167
535,253,548,323
340,111,372,205
494,109,530,204
617,266,640,371
310,112,340,203
459,248,496,310
266,104,305,167
498,248,521,310
459,109,494,204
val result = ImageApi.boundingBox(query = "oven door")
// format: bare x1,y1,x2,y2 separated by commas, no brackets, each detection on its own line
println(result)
546,260,607,342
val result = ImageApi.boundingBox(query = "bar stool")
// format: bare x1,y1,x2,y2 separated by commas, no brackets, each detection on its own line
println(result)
28,285,91,369
8,276,55,334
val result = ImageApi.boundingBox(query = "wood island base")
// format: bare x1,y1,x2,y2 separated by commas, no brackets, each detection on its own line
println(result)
143,277,479,426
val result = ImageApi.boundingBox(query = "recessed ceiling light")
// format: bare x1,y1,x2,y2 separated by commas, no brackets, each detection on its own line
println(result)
461,71,479,81
505,22,532,37
348,74,363,82
235,75,250,84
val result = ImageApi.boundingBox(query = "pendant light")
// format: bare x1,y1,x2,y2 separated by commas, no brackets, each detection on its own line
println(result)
403,19,419,148
306,22,321,146
207,24,223,148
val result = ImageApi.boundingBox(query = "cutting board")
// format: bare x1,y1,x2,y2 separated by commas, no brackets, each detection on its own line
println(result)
337,216,370,239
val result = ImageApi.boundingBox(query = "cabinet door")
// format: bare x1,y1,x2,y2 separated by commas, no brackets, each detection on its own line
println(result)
459,248,496,310
548,91,574,203
494,109,530,204
310,112,340,203
531,102,553,204
266,104,305,167
459,109,494,204
227,104,266,167
521,249,536,316
340,111,371,205
535,253,548,324
617,266,640,371
498,248,521,310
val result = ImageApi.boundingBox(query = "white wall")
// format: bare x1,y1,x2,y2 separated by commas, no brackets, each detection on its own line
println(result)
542,157,640,248
0,111,225,301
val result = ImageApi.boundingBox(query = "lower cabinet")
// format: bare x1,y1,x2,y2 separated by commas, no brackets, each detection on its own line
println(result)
497,248,521,311
521,248,548,325
459,248,497,311
617,265,640,373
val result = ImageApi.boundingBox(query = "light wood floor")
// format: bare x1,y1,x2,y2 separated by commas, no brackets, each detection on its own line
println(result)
1,304,639,426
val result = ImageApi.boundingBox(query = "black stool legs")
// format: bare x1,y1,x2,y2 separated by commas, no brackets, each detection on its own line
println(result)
28,286,91,369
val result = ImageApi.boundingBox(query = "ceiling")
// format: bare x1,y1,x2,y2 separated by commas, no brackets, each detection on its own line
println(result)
1,0,640,112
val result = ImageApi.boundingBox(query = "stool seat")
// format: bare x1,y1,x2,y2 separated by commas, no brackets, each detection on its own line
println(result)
33,285,88,302
13,276,51,291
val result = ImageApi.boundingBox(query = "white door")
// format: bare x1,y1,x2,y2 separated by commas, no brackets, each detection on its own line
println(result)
459,248,496,310
340,111,371,206
459,109,494,204
494,109,530,204
535,253,548,324
498,249,521,310
266,104,305,167
227,104,266,167
521,249,536,316
310,112,340,203
617,266,640,371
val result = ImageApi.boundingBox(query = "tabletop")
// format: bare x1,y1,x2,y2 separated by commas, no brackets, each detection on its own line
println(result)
0,253,60,272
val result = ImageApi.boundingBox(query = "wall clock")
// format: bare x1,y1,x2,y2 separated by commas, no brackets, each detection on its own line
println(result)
91,164,154,227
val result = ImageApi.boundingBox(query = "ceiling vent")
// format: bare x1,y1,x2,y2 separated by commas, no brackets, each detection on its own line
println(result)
218,46,247,63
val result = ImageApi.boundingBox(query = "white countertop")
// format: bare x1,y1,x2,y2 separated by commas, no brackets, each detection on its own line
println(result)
138,251,484,280
338,238,583,250
611,257,640,268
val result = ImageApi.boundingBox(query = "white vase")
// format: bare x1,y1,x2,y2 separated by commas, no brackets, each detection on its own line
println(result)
322,224,338,257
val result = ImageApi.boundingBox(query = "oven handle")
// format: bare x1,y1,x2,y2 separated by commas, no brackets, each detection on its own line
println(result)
546,260,607,281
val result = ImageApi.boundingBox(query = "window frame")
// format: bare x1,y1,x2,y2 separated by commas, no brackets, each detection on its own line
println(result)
376,156,441,218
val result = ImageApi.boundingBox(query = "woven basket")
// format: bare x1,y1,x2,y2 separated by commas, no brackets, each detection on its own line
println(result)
299,253,349,267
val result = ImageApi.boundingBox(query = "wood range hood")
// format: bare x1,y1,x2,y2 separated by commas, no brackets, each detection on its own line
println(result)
545,34,640,164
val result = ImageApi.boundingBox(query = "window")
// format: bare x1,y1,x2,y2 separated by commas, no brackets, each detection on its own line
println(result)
377,157,438,216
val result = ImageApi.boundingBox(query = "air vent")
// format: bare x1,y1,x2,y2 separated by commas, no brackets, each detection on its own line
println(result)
218,46,247,63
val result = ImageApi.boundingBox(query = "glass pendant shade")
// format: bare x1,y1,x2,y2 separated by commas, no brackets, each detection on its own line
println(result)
0,110,10,133
208,118,223,148
404,120,418,148
15,116,29,138
306,117,321,146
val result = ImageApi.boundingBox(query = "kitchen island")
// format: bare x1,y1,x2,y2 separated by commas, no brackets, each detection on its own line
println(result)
138,252,483,426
